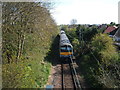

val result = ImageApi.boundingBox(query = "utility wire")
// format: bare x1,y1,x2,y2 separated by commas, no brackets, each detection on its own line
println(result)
83,41,114,84
78,28,113,83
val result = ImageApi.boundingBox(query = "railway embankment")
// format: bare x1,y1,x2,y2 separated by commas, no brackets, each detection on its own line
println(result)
2,2,58,88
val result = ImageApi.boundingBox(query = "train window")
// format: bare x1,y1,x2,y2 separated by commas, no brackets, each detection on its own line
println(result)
60,46,72,52
61,47,66,50
61,46,67,52
67,47,72,51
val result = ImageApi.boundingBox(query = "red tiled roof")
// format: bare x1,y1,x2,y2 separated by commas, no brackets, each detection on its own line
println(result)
104,26,117,33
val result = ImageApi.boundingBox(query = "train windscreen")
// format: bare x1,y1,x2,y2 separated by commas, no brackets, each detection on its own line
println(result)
60,46,72,52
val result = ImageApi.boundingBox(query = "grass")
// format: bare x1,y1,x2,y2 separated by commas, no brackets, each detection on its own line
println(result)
2,46,51,88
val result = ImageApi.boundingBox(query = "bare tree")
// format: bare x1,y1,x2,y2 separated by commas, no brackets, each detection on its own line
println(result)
70,19,77,25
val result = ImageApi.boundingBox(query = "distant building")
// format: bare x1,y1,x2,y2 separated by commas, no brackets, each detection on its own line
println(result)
103,25,120,47
103,26,118,34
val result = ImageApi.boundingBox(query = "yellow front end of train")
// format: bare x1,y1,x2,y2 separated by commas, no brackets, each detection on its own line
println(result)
60,45,73,58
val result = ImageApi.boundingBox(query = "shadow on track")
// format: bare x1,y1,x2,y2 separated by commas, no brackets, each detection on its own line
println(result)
44,35,61,66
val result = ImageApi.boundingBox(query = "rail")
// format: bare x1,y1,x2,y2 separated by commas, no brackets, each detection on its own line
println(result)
61,58,82,90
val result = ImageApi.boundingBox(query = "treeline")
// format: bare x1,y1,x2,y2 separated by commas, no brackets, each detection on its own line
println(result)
2,2,58,88
62,24,120,88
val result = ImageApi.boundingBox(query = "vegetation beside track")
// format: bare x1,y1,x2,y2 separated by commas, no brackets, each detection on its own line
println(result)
62,24,120,88
2,2,58,88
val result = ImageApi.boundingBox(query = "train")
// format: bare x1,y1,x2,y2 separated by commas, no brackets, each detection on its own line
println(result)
59,29,73,58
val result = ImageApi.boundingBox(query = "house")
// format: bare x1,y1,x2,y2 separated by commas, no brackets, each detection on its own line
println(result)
103,25,120,47
103,26,118,34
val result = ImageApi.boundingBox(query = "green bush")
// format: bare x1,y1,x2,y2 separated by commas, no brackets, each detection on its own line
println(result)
91,33,119,65
91,33,120,88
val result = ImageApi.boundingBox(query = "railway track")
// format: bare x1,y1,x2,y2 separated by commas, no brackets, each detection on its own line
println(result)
61,58,82,90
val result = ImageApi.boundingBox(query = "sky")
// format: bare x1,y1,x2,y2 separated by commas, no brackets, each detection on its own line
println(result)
50,0,120,25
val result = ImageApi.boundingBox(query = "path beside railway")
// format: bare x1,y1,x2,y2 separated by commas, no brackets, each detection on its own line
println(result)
47,64,62,88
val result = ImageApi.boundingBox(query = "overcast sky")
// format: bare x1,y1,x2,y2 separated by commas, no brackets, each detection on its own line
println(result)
50,0,120,25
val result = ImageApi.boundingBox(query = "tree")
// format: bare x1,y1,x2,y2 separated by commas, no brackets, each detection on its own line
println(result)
91,33,119,88
2,2,58,88
2,2,36,63
110,22,116,26
2,2,57,63
70,19,77,25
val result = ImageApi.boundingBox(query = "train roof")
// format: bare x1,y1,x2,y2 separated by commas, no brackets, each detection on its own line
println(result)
60,32,73,47
60,40,73,47
60,30,65,34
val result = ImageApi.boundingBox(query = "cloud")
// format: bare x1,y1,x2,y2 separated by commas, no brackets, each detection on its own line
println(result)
52,0,119,24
